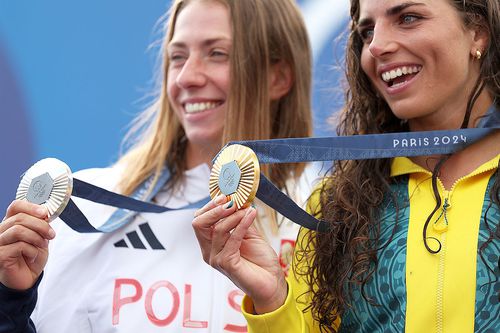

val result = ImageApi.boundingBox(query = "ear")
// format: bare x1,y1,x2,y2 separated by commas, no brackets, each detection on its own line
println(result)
269,61,293,101
469,23,489,59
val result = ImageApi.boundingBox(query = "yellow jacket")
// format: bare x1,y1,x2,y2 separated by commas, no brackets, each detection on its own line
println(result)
243,155,499,332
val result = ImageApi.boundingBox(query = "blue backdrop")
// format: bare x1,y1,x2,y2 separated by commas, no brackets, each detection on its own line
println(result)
0,0,349,210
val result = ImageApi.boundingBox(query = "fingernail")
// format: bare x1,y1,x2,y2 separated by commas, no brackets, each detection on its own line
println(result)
37,206,47,216
251,202,256,208
48,228,56,239
224,200,234,209
245,206,255,216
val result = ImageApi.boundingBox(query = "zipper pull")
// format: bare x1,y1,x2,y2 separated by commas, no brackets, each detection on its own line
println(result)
433,198,450,233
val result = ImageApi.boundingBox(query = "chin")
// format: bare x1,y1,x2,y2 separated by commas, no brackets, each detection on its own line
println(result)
387,100,426,121
186,134,221,150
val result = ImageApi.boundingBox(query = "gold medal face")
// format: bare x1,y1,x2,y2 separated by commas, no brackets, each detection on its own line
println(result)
16,158,73,221
209,144,260,209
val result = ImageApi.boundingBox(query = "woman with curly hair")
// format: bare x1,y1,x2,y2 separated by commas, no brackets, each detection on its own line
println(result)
193,0,499,332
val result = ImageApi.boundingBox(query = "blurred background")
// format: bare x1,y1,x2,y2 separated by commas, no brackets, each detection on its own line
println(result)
0,0,349,210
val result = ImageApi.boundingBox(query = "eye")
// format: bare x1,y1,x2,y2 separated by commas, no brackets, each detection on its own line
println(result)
210,49,229,60
358,27,374,43
168,52,187,66
170,53,185,61
400,13,420,25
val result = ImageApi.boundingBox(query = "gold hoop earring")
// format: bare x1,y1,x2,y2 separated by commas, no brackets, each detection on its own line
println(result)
475,50,482,60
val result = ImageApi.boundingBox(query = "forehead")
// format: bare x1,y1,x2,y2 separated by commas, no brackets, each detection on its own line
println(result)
171,0,231,42
358,0,445,19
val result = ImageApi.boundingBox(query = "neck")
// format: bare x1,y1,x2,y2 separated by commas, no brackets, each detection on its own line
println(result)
408,88,493,132
409,93,499,190
185,141,219,170
413,132,499,190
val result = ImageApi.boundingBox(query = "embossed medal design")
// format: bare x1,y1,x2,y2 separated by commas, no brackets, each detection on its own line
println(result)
209,144,260,209
16,158,73,221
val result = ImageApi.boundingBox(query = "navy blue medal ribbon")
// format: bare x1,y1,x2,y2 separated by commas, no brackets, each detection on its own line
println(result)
220,108,499,232
235,127,496,163
59,168,210,233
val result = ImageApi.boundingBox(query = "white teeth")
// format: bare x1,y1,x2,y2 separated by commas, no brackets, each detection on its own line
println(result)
184,102,221,113
381,66,421,83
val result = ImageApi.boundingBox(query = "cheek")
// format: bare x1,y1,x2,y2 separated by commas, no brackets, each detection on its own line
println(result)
361,48,374,78
166,70,179,100
165,73,184,123
211,65,231,95
360,47,374,81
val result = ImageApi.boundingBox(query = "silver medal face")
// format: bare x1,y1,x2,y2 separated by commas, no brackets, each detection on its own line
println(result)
16,158,73,221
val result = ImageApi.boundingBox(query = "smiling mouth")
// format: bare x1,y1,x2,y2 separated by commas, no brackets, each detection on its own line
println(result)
381,65,422,88
184,101,223,114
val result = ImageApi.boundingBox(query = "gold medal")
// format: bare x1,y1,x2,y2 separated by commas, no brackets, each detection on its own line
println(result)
16,158,73,221
209,144,260,209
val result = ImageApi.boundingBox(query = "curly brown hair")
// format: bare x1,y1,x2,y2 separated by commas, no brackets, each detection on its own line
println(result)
297,0,500,331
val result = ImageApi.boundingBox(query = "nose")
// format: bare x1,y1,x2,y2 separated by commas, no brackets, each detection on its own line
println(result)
175,54,207,88
368,25,398,58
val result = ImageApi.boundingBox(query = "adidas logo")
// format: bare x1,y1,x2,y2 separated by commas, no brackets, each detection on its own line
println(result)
114,222,165,250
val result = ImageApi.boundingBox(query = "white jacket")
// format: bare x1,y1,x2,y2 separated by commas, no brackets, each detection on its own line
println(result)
32,163,304,332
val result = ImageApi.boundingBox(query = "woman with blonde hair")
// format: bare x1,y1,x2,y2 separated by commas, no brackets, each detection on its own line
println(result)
0,0,313,331
193,0,500,332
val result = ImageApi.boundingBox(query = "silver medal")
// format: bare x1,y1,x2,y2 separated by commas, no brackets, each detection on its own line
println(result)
16,158,73,221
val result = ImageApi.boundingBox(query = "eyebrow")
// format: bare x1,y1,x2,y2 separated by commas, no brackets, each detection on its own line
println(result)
387,1,425,16
168,37,231,50
357,2,426,28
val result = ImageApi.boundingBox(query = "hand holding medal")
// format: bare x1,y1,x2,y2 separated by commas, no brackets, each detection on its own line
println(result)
0,160,63,290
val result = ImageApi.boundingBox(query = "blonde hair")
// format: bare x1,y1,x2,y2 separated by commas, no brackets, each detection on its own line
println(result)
117,0,312,229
